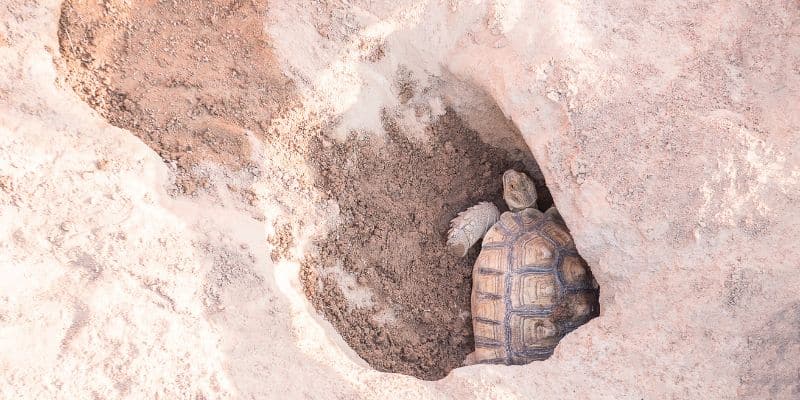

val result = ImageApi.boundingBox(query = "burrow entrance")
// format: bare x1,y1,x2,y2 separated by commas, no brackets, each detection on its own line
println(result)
56,0,591,381
300,111,551,379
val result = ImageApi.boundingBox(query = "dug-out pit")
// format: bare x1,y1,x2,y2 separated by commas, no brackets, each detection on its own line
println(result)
56,0,585,381
300,111,553,379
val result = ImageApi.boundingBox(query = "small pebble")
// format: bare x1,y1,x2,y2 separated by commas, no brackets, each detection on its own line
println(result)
421,310,435,324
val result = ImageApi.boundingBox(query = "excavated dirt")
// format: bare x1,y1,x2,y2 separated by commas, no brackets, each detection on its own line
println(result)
301,111,549,380
57,0,550,380
57,0,295,194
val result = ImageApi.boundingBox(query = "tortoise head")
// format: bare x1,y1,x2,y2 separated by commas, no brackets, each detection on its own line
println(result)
502,170,537,212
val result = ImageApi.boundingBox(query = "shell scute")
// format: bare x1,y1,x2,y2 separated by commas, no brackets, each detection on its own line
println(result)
513,233,555,268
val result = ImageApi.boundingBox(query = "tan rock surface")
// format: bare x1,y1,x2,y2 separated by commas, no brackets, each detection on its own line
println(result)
2,0,799,399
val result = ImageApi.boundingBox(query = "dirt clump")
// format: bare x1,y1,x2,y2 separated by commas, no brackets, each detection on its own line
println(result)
300,110,548,380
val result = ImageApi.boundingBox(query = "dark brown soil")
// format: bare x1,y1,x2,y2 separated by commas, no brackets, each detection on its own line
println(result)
300,110,549,380
57,0,551,381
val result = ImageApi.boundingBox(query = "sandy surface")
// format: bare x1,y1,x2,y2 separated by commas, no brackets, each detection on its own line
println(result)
2,0,800,398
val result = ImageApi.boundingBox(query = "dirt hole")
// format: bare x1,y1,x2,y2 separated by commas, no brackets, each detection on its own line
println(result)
298,110,555,379
56,0,591,382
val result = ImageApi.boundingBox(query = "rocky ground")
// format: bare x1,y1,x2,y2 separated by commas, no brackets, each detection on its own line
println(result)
1,0,799,398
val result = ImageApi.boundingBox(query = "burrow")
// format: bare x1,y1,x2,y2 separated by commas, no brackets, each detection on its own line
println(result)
56,0,595,381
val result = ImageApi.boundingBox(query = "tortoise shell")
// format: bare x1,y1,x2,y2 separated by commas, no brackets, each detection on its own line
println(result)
471,208,599,365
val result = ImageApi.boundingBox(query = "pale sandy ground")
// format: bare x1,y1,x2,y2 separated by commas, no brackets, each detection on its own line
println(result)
2,0,800,399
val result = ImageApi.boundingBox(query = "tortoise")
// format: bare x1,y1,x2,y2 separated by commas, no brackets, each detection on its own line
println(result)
447,170,599,365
